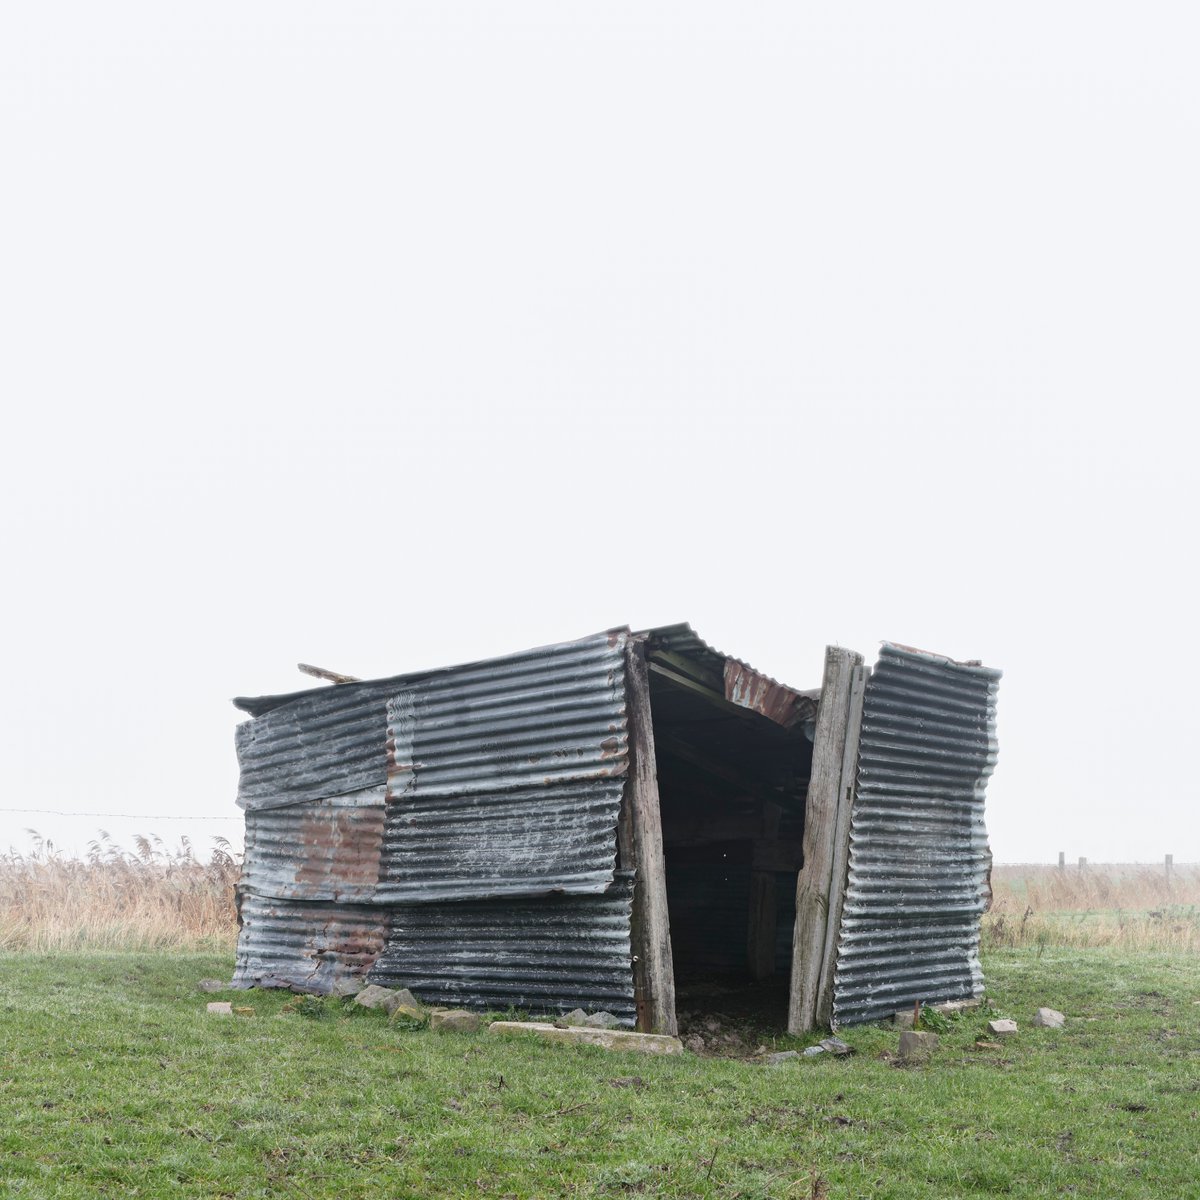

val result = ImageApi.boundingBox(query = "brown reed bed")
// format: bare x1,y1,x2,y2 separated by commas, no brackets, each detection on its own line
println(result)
0,831,240,952
3,833,1197,956
984,862,1200,953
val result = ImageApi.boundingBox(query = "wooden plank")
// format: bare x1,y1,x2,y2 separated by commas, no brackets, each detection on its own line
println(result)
788,646,863,1035
814,663,869,1027
747,803,782,980
624,638,678,1036
297,663,361,684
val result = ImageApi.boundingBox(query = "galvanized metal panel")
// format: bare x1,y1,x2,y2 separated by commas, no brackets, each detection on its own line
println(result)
368,874,636,1021
235,631,629,811
832,644,1001,1027
233,894,387,993
376,632,628,901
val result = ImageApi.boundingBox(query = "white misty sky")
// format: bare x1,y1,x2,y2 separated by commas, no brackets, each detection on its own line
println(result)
2,4,1196,864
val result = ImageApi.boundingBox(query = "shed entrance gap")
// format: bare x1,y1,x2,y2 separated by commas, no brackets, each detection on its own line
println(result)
642,653,815,1031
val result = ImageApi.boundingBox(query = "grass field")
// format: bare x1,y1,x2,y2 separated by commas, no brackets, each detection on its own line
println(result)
1,947,1198,1198
2,848,1198,1196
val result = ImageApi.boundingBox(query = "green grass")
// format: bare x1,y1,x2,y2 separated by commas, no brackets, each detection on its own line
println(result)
1,950,1198,1198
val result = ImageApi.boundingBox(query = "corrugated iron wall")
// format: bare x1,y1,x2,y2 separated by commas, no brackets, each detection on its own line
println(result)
368,874,636,1020
232,631,637,1016
832,644,1001,1026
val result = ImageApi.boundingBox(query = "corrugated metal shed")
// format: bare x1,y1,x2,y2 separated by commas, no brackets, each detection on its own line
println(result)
831,644,1001,1026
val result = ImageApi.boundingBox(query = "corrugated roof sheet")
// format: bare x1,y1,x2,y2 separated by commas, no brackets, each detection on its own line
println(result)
832,643,1001,1026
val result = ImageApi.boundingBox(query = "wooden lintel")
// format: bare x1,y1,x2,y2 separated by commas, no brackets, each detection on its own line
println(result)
624,639,678,1037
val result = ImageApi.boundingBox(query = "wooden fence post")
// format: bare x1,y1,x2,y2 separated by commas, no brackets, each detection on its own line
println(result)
1057,851,1065,870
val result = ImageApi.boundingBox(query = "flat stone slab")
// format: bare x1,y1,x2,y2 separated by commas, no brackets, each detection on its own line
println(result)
987,1019,1019,1037
206,1002,233,1016
897,1031,939,1062
488,1021,683,1056
430,1009,482,1033
1032,1007,1065,1029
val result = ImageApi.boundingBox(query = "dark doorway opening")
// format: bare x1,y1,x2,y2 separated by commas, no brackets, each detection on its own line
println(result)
646,660,814,1040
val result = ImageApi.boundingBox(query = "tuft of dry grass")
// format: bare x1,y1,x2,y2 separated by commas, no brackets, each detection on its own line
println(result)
0,831,240,952
984,862,1200,953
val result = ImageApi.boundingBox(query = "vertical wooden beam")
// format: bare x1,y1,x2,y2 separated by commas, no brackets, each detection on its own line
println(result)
788,646,864,1035
623,638,678,1036
747,802,783,980
815,663,868,1027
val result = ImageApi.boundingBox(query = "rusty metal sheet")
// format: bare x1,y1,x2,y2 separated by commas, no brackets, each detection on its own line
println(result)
832,644,1001,1026
239,787,386,903
641,623,818,728
367,874,636,1021
233,894,387,993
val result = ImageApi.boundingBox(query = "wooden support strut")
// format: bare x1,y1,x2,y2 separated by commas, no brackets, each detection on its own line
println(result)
788,646,864,1035
621,638,678,1037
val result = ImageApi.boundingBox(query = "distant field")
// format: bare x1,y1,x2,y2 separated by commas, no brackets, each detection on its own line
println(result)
985,863,1200,954
3,837,1197,955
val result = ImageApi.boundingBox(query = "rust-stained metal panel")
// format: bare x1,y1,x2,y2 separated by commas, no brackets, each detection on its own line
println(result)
368,874,636,1021
641,623,818,729
239,787,386,903
831,644,1001,1027
233,894,387,993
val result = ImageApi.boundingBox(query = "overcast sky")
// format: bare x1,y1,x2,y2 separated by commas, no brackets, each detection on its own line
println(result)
2,4,1196,865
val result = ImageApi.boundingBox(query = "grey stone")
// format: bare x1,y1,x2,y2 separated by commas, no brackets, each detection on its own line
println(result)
819,1036,854,1056
561,1008,588,1027
987,1019,1019,1037
354,984,397,1012
583,1011,621,1029
764,1051,800,1065
897,1030,939,1062
893,1009,917,1030
802,1045,827,1057
332,978,365,999
1032,1007,1065,1029
429,1009,483,1033
488,1021,683,1056
197,979,227,993
206,1001,233,1016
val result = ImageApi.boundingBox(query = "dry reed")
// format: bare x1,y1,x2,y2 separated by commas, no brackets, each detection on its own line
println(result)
0,831,240,952
984,863,1200,953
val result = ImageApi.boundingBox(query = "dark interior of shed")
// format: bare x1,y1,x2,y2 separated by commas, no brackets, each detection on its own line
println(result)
645,657,815,1028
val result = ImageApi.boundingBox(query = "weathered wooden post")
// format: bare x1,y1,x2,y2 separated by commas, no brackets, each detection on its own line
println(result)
1078,856,1087,869
788,646,866,1035
1166,853,1174,884
1057,851,1065,870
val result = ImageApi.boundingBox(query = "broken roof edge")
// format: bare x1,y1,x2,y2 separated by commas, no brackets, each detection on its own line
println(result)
232,622,820,727
882,641,1004,680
